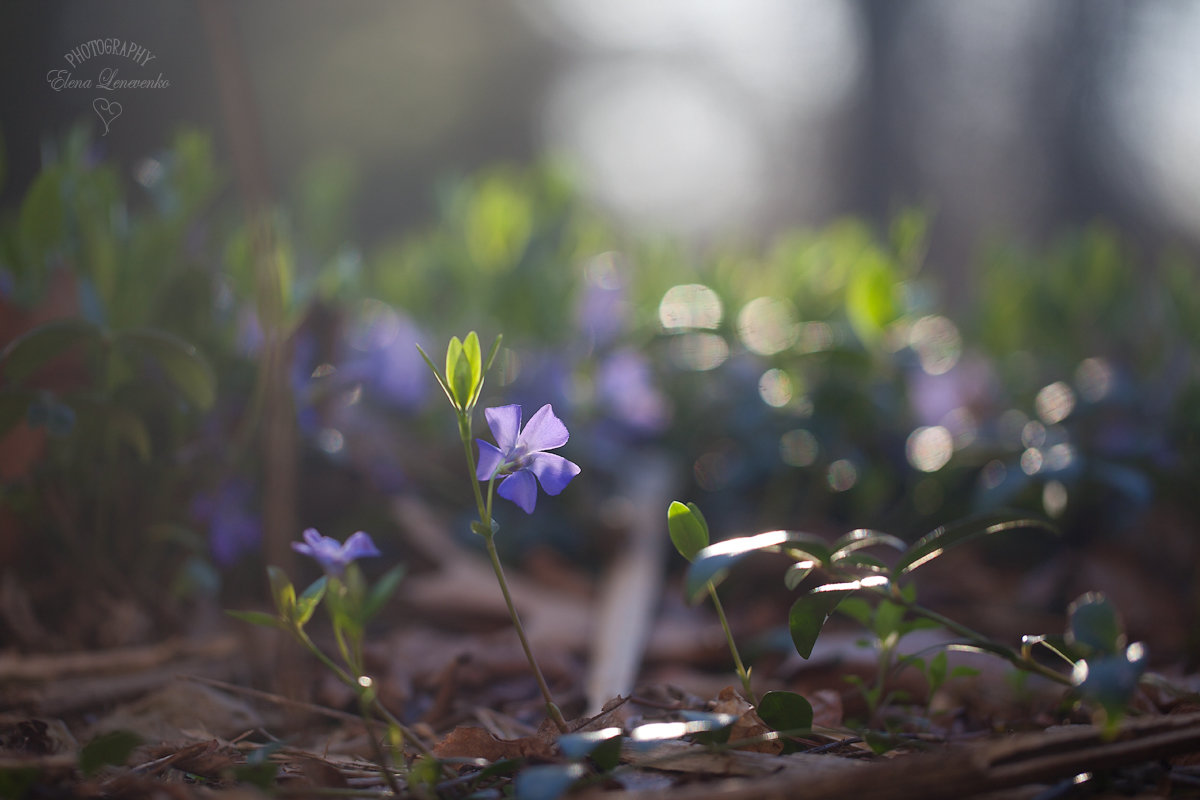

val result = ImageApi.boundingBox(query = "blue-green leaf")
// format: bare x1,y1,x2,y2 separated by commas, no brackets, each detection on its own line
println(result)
789,576,888,658
685,530,830,603
756,690,813,734
1066,593,1125,656
831,528,907,561
789,587,855,659
512,763,585,800
894,512,1056,576
1073,643,1147,720
558,727,623,765
364,564,406,620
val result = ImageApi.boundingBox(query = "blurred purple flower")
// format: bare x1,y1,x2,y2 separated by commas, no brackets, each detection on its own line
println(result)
476,404,581,514
339,306,429,409
596,348,670,434
576,279,627,347
191,480,262,567
292,528,380,577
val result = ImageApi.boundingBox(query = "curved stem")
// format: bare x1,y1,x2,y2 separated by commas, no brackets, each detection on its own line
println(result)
294,629,442,764
880,590,1073,686
457,407,566,731
707,585,755,704
483,530,568,732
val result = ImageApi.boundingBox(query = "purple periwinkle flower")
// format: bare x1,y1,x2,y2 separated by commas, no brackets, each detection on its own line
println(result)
292,528,381,576
476,404,581,514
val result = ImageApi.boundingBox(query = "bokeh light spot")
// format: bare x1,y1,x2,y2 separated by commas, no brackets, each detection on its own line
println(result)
780,428,819,467
659,284,723,329
1075,357,1115,402
317,428,345,454
1036,380,1076,424
1021,420,1046,448
669,332,729,371
1020,447,1043,475
909,314,962,375
1045,442,1074,471
980,459,1008,490
758,368,794,407
826,459,858,491
738,296,799,355
1043,480,1068,518
906,425,954,472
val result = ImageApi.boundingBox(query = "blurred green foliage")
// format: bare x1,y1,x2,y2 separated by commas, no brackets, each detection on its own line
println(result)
1,126,1197,648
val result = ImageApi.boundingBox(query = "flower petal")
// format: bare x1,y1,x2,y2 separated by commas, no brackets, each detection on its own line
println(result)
528,452,581,496
485,405,523,451
476,440,506,481
518,404,569,452
498,470,539,514
342,531,381,561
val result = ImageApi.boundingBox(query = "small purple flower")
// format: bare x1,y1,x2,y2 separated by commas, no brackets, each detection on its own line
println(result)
292,529,381,576
476,404,581,514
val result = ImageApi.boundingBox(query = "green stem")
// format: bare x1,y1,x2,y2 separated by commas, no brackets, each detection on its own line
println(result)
707,584,755,704
483,529,569,732
294,629,443,765
457,407,567,732
883,591,1073,686
359,693,403,796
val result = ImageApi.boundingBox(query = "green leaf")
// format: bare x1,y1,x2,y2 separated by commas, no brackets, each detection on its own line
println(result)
873,599,905,641
115,329,215,410
445,336,466,408
927,650,948,692
668,501,709,562
79,730,142,776
363,564,407,620
756,690,813,734
1066,593,1125,656
415,342,455,405
558,728,623,766
790,585,859,659
831,528,907,561
845,252,899,345
685,530,831,603
513,763,586,800
104,407,152,461
894,512,1056,576
0,318,100,385
462,331,482,409
482,333,503,373
470,519,499,538
1072,643,1147,721
267,566,296,620
783,561,812,591
18,163,66,259
837,596,873,626
225,609,286,630
295,576,328,626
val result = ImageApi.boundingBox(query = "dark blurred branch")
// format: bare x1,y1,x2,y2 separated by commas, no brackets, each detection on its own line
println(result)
198,0,296,578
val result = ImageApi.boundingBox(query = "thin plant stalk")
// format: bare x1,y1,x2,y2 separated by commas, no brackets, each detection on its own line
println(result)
459,414,568,732
881,588,1073,686
707,585,755,704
